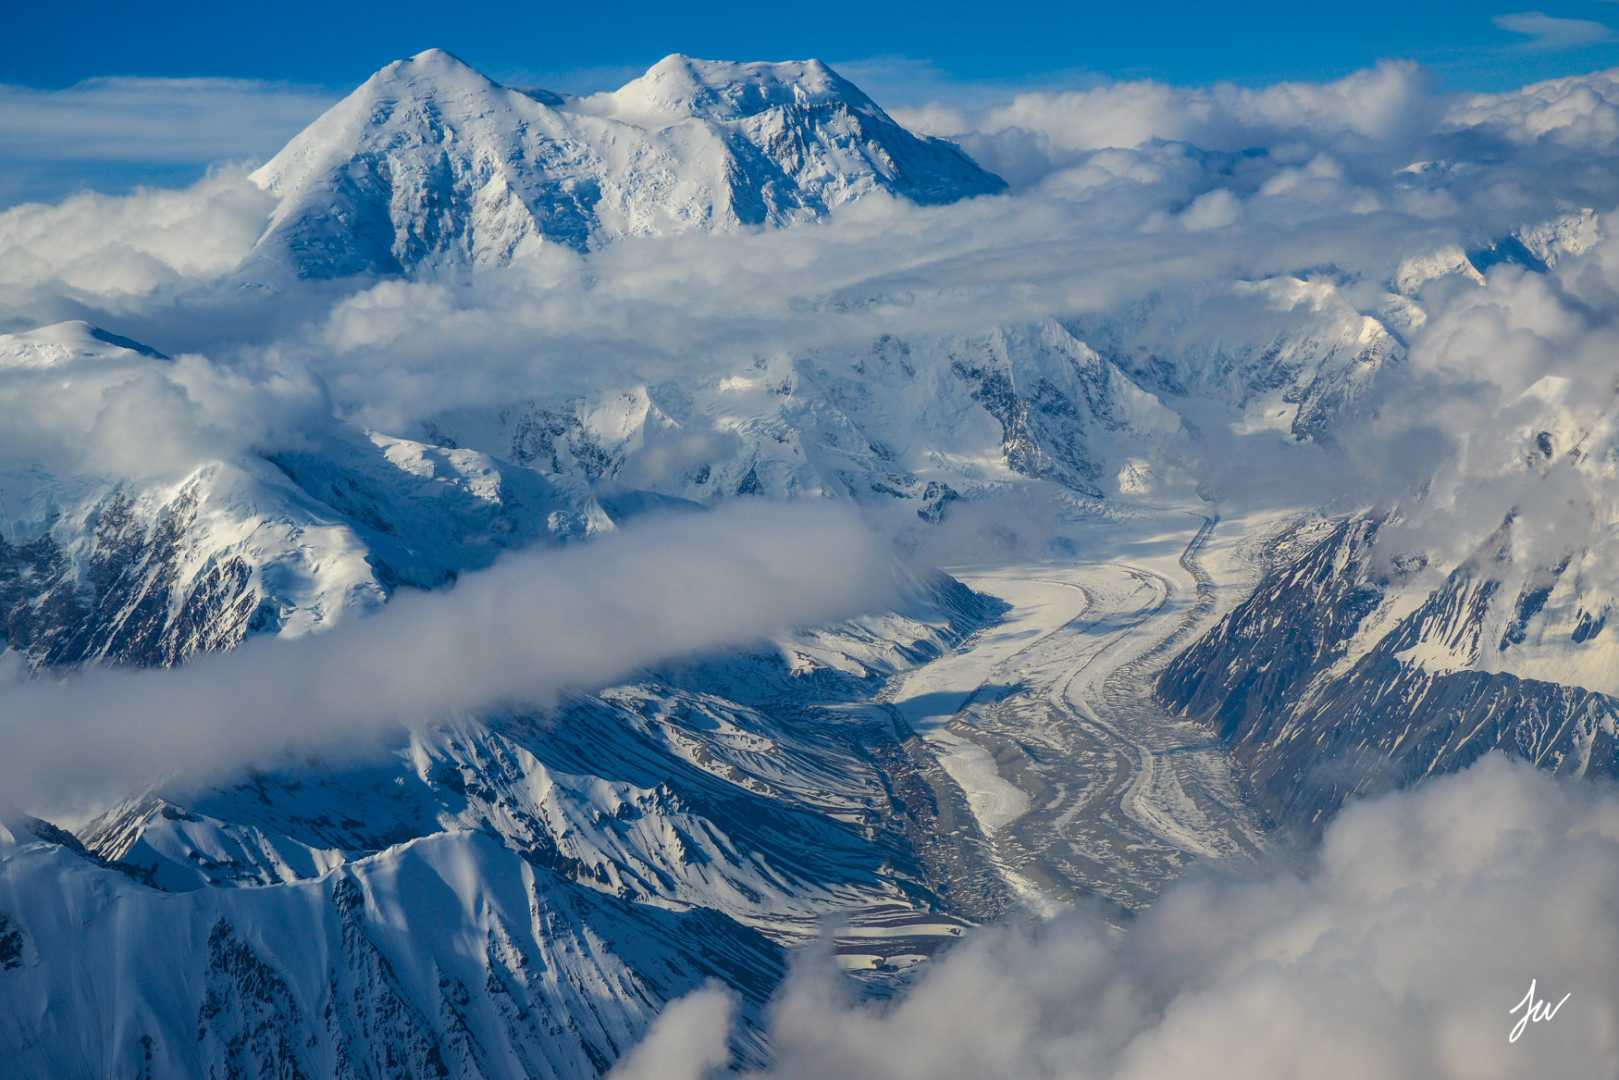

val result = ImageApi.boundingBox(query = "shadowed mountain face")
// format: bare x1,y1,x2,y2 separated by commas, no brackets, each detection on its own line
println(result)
1159,512,1619,834
247,49,1006,278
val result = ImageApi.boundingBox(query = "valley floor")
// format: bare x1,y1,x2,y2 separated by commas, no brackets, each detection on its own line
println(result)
887,505,1289,917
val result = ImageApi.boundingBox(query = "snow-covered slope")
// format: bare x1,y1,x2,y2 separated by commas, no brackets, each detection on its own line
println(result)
1160,506,1619,831
0,320,168,368
247,49,1005,278
426,318,1192,518
0,821,783,1078
0,572,1002,1077
0,326,607,668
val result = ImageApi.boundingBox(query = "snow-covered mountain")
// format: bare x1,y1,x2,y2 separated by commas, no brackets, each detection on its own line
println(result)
247,49,1005,278
1076,273,1408,445
1,809,786,1078
4,206,1607,1075
1392,208,1602,295
13,42,1619,1079
0,324,609,668
0,320,168,368
1158,511,1619,832
426,318,1191,513
0,571,1001,1077
1151,213,1619,832
0,322,1036,1075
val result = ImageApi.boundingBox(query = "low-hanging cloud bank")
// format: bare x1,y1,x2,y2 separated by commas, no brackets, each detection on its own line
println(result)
627,756,1619,1080
0,502,896,812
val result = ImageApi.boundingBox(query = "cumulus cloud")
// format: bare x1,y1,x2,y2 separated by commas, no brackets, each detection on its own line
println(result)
1446,68,1619,146
1178,188,1241,231
0,343,326,481
608,984,739,1080
627,756,1619,1078
0,168,273,309
900,62,1440,188
0,502,896,812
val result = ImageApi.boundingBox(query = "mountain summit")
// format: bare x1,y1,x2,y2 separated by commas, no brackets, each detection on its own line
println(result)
247,49,1005,278
575,54,883,125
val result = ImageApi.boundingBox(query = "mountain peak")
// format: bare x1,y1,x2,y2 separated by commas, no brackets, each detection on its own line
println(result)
362,46,500,96
581,54,876,126
408,46,469,66
243,51,1004,278
0,321,166,368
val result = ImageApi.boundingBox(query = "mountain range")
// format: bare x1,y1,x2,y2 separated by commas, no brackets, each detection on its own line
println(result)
3,45,1619,1079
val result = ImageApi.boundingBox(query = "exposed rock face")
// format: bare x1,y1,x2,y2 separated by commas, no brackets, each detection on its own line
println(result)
0,913,23,971
0,427,599,670
0,485,260,667
1160,516,1619,832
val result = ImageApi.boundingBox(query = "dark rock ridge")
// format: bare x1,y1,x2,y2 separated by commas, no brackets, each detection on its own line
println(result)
1160,516,1619,832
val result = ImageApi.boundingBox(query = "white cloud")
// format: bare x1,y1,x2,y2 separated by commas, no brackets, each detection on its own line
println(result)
899,61,1439,187
0,338,326,482
608,984,738,1080
628,756,1619,1079
1494,12,1615,51
0,78,335,207
1180,188,1241,231
0,168,273,306
1446,67,1619,145
0,502,897,811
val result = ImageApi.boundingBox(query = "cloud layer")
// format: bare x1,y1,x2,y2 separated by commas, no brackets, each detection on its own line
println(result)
0,502,895,811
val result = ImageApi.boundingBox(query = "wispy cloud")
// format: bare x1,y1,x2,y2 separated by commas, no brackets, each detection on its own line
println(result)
0,77,335,207
1493,11,1614,51
0,502,895,810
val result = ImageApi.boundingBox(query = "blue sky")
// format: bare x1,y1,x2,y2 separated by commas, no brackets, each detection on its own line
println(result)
8,1,1619,90
5,2,1619,207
